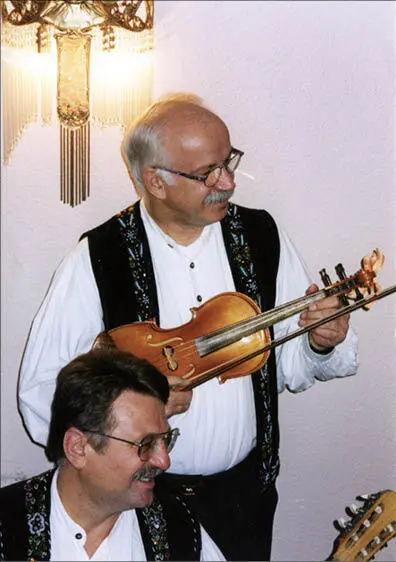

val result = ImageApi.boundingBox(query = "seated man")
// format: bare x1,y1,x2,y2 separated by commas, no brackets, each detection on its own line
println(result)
0,349,223,561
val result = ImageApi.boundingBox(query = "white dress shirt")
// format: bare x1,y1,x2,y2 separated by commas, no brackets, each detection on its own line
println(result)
19,203,358,468
50,469,225,561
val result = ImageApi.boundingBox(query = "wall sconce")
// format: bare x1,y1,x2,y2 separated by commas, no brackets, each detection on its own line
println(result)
1,1,154,206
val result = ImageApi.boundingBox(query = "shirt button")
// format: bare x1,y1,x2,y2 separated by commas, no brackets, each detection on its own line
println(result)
190,262,195,269
197,295,202,302
75,533,83,540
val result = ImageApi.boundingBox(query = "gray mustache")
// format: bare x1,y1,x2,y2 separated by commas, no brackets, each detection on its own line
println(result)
204,189,234,205
133,466,164,481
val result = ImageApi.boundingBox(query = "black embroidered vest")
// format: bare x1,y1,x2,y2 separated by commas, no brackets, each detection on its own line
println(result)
82,202,281,487
0,470,201,561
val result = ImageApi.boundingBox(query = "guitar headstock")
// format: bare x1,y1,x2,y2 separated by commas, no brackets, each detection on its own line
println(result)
327,490,396,561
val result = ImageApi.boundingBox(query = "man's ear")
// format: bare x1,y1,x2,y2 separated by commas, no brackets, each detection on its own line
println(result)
142,168,167,200
63,428,89,469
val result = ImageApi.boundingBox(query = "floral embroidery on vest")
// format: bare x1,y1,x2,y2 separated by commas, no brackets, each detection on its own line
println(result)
223,203,280,487
117,204,157,322
140,497,170,560
25,472,51,561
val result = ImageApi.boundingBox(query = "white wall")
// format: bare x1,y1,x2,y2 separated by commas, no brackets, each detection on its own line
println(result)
1,1,395,560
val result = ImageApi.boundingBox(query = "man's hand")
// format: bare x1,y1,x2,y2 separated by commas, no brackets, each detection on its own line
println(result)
298,283,350,352
165,375,193,418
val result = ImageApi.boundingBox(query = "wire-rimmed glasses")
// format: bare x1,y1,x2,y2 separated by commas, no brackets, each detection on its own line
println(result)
153,147,244,188
82,427,180,462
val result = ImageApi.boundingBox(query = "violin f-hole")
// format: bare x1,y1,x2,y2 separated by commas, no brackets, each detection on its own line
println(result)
162,345,178,371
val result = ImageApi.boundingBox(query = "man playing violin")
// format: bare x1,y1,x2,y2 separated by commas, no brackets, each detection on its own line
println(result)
19,94,358,561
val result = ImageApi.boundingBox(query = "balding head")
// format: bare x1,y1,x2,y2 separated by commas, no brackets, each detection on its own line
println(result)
121,93,226,194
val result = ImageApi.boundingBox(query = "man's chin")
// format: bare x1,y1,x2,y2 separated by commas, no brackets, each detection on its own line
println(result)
133,488,155,509
211,200,230,218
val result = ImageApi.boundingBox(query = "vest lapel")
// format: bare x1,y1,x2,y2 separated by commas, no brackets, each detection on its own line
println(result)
24,471,52,561
117,201,160,322
136,498,171,560
221,203,280,488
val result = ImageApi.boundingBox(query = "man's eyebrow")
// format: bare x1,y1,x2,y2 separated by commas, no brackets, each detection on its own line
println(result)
191,162,218,174
191,148,233,175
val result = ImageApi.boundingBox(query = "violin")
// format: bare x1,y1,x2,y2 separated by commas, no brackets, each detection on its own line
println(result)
93,249,396,391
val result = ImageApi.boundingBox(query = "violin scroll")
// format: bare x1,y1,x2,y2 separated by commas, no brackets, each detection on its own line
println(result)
352,248,385,310
320,249,384,311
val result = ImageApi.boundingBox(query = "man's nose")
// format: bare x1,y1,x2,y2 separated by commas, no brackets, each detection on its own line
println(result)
150,440,171,471
216,166,236,191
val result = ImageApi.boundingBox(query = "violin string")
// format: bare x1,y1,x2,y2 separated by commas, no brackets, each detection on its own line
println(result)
151,272,362,365
144,278,362,366
143,287,327,367
112,278,394,386
180,283,396,390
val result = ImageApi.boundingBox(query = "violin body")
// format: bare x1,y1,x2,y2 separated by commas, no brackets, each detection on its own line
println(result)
94,292,271,387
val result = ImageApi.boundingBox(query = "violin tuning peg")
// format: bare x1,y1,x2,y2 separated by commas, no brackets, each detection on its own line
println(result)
320,268,332,287
331,263,349,306
335,263,347,281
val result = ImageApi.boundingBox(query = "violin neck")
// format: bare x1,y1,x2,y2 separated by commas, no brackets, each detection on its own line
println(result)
195,279,355,358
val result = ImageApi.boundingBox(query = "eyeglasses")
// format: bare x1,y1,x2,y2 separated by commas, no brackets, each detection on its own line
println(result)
153,147,244,188
83,427,180,462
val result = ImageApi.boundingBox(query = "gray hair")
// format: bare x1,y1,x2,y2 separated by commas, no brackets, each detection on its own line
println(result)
121,92,205,194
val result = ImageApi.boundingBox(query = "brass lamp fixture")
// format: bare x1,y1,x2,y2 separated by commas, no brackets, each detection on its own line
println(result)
1,1,154,206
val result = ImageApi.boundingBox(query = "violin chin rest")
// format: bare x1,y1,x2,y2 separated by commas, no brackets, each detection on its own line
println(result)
92,331,117,350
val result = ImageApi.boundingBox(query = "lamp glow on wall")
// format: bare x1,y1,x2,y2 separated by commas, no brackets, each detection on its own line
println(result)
1,0,154,206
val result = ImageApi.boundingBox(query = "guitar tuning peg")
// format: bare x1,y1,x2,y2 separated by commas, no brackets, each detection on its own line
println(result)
360,547,368,558
335,516,348,530
385,523,394,533
346,503,359,516
373,535,381,545
374,505,383,514
357,493,369,501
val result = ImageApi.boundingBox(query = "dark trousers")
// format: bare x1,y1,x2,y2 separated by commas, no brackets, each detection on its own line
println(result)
155,448,278,561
